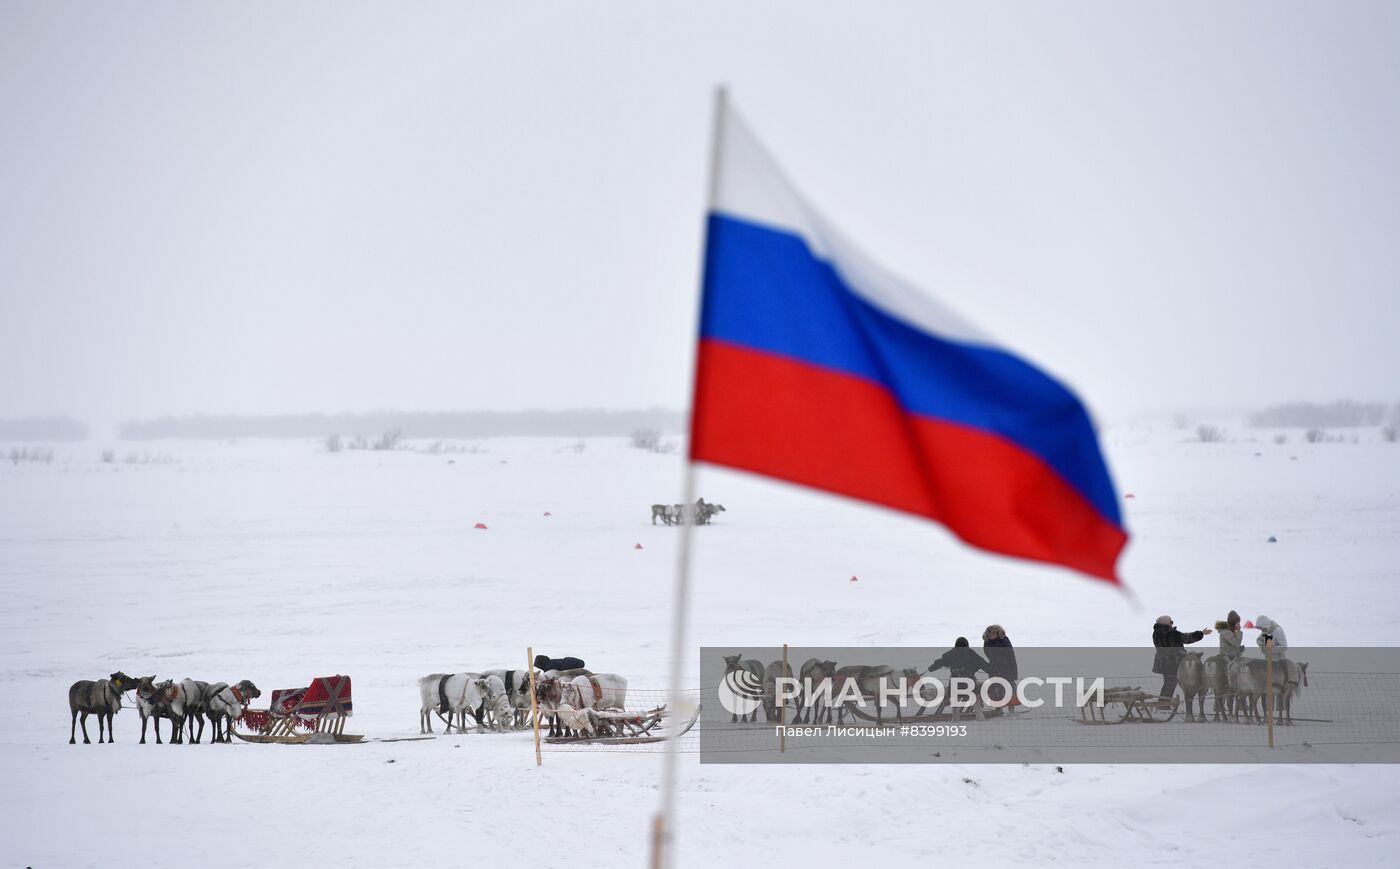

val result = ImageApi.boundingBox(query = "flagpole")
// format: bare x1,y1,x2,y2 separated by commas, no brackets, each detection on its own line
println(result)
652,84,727,869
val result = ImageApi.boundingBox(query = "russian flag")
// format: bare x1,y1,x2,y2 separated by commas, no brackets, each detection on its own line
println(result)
690,100,1128,583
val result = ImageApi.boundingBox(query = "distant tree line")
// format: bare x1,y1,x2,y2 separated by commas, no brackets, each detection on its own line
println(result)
0,416,89,441
1248,400,1399,429
118,408,684,440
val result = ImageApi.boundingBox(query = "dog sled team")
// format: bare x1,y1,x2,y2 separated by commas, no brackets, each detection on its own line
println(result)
417,654,628,740
1153,611,1307,724
650,497,726,526
67,672,260,745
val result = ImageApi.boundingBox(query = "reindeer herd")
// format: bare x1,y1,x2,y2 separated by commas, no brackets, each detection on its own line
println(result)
1175,651,1311,725
722,654,924,725
650,497,726,526
67,672,261,745
417,667,628,739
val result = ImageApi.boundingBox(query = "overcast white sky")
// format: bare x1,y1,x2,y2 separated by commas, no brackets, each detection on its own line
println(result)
1,2,1396,431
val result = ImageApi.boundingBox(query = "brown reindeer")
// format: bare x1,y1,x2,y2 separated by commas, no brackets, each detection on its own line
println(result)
1177,652,1208,722
134,676,181,744
68,672,133,744
794,659,837,724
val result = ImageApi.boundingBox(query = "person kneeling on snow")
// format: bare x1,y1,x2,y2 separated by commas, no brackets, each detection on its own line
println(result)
534,654,586,672
1253,615,1288,658
1152,615,1212,699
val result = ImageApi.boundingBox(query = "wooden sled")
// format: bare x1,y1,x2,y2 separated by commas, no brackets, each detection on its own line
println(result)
545,703,702,745
1079,686,1180,724
234,675,364,743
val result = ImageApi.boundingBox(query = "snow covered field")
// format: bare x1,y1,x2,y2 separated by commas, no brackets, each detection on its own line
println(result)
3,427,1399,866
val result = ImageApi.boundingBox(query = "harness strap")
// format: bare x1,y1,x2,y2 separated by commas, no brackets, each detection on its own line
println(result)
438,674,452,715
205,683,229,709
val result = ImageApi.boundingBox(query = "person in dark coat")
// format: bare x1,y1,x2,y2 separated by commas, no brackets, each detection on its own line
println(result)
928,638,990,681
1152,616,1211,699
534,654,586,672
982,624,1019,706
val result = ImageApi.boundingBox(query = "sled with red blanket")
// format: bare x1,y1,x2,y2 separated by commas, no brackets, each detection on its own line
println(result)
233,675,363,743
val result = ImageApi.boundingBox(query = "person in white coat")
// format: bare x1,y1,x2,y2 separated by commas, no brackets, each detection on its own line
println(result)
1254,615,1288,658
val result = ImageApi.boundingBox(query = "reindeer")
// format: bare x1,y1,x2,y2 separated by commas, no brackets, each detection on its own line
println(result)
650,504,675,526
1228,658,1262,724
832,664,897,724
1204,655,1235,722
1278,661,1309,725
472,674,510,732
793,658,837,724
418,673,448,734
134,676,182,744
180,680,211,743
481,669,533,729
423,673,494,733
533,677,566,737
554,704,598,738
1229,658,1308,725
1177,652,1208,722
205,680,260,742
1257,660,1309,725
560,673,626,712
68,672,133,744
722,654,764,723
761,659,792,722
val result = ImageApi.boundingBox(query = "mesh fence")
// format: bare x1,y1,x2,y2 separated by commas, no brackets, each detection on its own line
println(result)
541,687,703,755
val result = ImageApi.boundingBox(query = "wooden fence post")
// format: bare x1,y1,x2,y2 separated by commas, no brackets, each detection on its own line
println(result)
780,643,788,753
1264,638,1275,749
528,646,542,766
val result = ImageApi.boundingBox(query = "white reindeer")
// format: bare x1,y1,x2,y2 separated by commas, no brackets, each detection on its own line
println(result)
418,673,492,733
560,673,628,712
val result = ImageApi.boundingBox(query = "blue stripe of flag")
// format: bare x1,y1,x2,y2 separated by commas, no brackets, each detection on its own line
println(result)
700,212,1122,529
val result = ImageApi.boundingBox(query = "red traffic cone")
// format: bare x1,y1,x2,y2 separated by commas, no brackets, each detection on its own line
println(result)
635,543,643,550
1244,620,1255,629
474,522,488,530
850,575,859,582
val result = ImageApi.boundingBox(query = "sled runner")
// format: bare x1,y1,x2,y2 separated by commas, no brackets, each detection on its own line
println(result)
234,675,363,743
